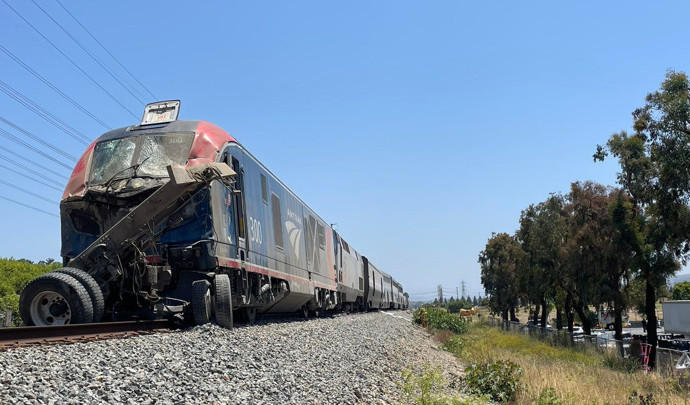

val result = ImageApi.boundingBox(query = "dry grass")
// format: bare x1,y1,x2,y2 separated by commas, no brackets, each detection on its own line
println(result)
452,324,690,404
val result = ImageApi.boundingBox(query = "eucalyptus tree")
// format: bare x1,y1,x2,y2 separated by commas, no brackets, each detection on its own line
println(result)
565,183,633,339
562,182,609,335
517,195,568,329
516,204,541,322
595,70,690,366
479,233,524,321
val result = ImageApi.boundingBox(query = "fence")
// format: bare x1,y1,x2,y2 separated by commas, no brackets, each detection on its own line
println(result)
486,317,689,376
656,346,688,377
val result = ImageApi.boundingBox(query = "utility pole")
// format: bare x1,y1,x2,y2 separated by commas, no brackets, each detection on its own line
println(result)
437,285,443,303
456,286,459,300
461,280,466,299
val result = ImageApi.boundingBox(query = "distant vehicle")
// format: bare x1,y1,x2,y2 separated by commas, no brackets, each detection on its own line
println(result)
572,326,584,335
661,301,690,335
526,320,553,330
598,309,629,330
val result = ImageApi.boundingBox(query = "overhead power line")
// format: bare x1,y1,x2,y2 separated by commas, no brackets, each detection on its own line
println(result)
0,145,69,180
0,150,67,184
0,195,58,217
0,127,73,170
54,0,157,100
29,0,147,105
0,80,90,145
0,179,56,204
0,116,78,161
0,44,111,130
0,163,63,192
1,0,139,119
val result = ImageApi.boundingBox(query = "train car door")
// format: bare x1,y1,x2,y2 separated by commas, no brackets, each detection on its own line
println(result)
333,230,341,282
362,256,370,309
225,153,248,261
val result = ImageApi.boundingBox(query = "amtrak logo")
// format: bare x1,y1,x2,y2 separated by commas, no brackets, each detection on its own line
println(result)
286,221,301,260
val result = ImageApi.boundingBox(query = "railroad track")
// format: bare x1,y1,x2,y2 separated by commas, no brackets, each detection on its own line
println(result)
0,320,174,350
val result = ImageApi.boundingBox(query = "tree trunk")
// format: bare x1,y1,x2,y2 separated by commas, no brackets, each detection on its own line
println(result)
532,303,540,325
556,305,563,330
645,277,657,369
509,307,518,322
614,298,623,341
502,308,509,322
573,298,592,335
540,297,548,328
565,292,574,332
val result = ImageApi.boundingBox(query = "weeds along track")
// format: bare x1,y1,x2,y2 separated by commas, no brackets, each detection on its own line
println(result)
0,320,173,350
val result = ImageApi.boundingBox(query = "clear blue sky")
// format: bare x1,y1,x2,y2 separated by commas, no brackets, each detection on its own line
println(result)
1,1,688,301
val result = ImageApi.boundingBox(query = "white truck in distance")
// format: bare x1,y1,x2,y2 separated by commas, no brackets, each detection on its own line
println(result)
661,301,690,335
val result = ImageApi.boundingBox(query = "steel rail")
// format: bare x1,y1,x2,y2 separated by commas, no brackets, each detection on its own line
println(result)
0,320,173,350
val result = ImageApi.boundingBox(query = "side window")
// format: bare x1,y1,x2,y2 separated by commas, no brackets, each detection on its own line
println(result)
341,239,350,253
225,187,236,245
260,174,268,204
271,193,284,248
333,230,342,269
317,223,325,250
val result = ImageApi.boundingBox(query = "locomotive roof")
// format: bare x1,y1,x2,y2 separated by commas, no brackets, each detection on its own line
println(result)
62,120,237,200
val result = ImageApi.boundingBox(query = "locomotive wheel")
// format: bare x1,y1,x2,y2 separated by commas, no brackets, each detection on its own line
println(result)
299,305,309,318
244,307,257,324
213,274,233,329
20,272,94,326
53,267,105,322
191,280,212,325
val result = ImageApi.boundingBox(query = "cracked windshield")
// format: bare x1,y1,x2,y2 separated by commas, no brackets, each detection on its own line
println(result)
89,132,194,184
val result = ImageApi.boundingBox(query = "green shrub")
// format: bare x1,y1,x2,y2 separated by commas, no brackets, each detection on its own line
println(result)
401,365,489,405
401,365,447,405
0,257,58,326
627,390,657,405
413,307,427,325
602,351,640,373
441,335,465,355
464,360,522,403
413,307,469,334
532,388,573,405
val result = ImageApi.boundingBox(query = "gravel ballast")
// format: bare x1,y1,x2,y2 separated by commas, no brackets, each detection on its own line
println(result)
0,311,463,404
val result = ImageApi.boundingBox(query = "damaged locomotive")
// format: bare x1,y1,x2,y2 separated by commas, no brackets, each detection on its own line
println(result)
19,101,408,328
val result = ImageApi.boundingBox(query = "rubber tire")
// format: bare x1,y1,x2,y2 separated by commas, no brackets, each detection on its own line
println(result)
19,272,94,325
191,280,212,325
213,274,233,329
244,307,257,324
53,267,105,322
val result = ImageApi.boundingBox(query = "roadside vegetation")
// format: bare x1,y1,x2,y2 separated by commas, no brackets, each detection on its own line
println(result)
0,257,58,326
454,323,690,404
409,307,690,404
478,70,690,369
